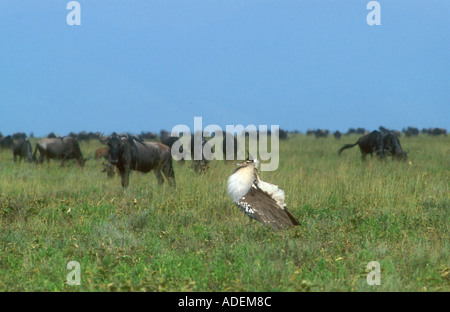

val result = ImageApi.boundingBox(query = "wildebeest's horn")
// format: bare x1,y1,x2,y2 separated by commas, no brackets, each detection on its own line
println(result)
99,133,109,144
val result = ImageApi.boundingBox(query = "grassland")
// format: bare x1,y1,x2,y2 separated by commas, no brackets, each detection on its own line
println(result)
0,134,448,291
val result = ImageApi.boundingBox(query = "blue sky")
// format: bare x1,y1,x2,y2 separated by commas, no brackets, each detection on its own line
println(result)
0,1,448,137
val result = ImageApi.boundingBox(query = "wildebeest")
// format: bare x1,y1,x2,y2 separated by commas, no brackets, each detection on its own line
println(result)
333,131,342,140
138,131,158,141
314,129,329,138
278,129,288,140
161,131,210,173
356,128,366,135
12,138,33,162
102,162,119,178
33,136,87,167
379,126,401,137
383,132,408,161
423,128,447,136
338,130,385,161
12,132,27,141
0,135,14,149
100,132,175,188
95,147,110,160
403,126,419,137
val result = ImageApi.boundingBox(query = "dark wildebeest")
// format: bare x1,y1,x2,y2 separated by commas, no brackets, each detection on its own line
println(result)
383,132,408,161
161,132,210,173
356,128,366,135
314,129,329,138
0,135,14,149
426,128,447,136
12,138,33,162
333,131,342,140
379,126,390,134
33,137,87,167
95,147,110,160
138,131,158,141
100,133,175,188
278,129,288,140
12,132,27,141
338,130,385,161
403,127,419,137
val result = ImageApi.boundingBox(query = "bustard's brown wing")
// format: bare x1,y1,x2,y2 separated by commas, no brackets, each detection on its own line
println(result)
236,186,300,229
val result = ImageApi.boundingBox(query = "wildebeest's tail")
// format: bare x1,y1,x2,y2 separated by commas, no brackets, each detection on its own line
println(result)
338,142,358,155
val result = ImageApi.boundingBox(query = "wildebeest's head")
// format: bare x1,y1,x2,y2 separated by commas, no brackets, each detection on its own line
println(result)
99,132,124,164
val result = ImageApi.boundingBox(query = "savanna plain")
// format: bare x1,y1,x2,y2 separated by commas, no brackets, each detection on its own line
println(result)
0,134,448,291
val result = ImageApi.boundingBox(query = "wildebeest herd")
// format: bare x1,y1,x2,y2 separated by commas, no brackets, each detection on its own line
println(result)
0,126,446,190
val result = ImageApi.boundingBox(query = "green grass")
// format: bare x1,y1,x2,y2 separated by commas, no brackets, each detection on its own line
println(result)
0,134,448,291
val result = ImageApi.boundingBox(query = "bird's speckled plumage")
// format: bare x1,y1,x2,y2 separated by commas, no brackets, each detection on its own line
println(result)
227,159,300,229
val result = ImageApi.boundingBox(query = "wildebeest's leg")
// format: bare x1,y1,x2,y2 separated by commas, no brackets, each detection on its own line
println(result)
154,170,165,185
162,158,176,187
120,170,130,188
375,146,385,160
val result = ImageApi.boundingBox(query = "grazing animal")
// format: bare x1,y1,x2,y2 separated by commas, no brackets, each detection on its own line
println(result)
227,159,300,229
0,135,14,149
423,128,447,136
338,130,385,161
33,136,87,167
12,138,33,162
403,127,419,137
95,147,110,160
161,132,210,173
382,132,408,161
333,131,342,140
100,132,175,188
314,129,329,138
278,129,288,140
102,162,119,178
356,128,366,135
12,132,27,141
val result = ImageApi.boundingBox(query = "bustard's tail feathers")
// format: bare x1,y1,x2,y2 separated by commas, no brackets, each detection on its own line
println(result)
255,178,286,209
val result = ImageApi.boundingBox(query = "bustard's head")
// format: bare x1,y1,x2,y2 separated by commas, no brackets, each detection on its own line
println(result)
234,158,259,172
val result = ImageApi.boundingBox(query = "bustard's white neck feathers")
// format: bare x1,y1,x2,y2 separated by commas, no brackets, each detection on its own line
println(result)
227,159,286,209
227,162,257,202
